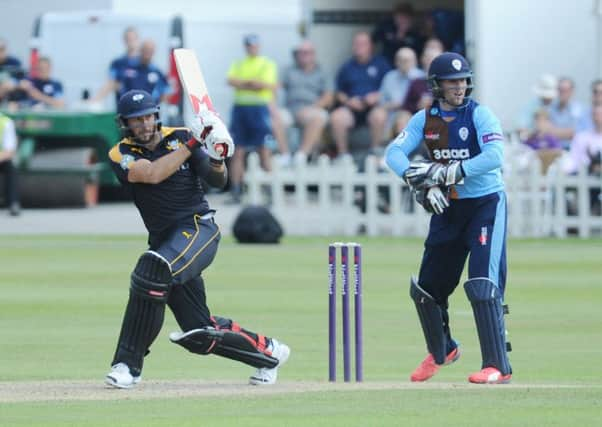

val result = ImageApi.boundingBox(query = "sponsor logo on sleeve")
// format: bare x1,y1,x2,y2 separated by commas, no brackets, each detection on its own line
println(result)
482,132,503,143
425,131,440,140
120,154,134,170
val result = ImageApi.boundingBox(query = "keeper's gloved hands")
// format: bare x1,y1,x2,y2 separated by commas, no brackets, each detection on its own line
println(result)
403,160,464,190
187,109,235,161
415,186,450,215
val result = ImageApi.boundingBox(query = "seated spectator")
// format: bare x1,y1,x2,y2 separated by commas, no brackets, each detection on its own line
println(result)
0,38,24,103
400,46,442,113
516,74,557,141
90,26,140,106
563,105,602,175
548,77,584,149
423,37,445,53
18,57,65,109
0,112,20,216
371,3,424,67
523,108,563,151
120,39,170,103
281,40,333,162
578,79,602,131
369,47,424,147
330,32,391,158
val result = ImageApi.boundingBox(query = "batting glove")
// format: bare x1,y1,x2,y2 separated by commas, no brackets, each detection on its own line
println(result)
403,160,464,190
415,186,450,215
187,109,235,161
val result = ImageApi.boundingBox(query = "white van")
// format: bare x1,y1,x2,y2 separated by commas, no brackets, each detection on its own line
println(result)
29,10,183,122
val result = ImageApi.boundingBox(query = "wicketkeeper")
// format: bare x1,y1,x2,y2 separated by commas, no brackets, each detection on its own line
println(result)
104,89,290,388
385,52,512,384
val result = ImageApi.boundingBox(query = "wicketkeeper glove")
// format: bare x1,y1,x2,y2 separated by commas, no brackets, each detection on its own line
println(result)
415,186,450,215
403,160,464,190
187,109,235,161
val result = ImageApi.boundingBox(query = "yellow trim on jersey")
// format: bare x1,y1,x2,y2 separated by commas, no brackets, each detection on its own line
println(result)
173,224,221,276
108,144,123,163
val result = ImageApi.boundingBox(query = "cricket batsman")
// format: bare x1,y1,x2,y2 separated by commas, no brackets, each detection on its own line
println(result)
104,89,289,388
385,52,512,384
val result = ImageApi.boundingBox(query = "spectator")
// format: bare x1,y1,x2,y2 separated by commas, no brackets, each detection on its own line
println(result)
330,31,391,158
120,39,170,104
0,112,20,216
423,37,445,53
563,105,602,175
371,3,424,67
578,79,602,131
516,74,557,141
227,34,277,202
369,47,424,147
281,39,333,162
548,77,584,149
523,108,562,151
18,57,65,109
90,26,140,105
0,38,24,103
401,46,442,114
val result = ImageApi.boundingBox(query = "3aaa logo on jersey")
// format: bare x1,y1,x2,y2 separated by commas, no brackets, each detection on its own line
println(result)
432,148,470,160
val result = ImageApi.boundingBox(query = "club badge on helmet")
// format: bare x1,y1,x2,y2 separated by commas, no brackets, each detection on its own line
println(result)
427,52,474,100
116,89,162,141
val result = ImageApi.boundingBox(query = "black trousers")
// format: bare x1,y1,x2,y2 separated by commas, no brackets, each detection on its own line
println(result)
0,160,18,206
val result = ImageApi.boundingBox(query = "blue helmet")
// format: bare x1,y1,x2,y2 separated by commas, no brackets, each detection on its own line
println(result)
427,52,473,99
116,89,161,139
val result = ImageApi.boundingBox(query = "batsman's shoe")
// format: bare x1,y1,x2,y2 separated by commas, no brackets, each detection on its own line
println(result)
468,367,511,384
410,347,461,382
105,362,141,389
249,339,290,385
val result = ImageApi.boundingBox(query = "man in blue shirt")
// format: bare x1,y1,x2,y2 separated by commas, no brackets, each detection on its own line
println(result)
120,39,170,104
330,32,391,158
385,52,512,384
19,56,64,109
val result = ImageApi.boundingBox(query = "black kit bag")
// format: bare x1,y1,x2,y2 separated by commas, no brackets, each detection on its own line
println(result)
232,205,283,244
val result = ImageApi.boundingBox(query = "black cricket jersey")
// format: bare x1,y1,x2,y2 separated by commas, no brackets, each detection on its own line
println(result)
108,127,213,240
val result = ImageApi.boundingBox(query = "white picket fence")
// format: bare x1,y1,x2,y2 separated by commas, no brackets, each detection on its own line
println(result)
244,145,602,238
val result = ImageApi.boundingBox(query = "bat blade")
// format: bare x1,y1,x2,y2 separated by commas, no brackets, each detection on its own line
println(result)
173,48,215,114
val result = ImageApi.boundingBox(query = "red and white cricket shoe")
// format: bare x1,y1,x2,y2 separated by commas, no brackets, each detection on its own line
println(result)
410,347,461,382
468,367,512,384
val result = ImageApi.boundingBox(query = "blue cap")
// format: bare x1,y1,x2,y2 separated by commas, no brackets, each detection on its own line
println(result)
117,90,159,119
243,34,260,46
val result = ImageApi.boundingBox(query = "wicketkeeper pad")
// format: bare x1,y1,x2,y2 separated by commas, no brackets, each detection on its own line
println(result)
410,277,448,364
464,278,512,375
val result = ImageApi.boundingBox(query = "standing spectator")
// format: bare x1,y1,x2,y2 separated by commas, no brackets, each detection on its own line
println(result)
0,112,20,216
0,38,24,103
227,34,277,202
120,39,170,104
18,57,65,109
330,32,391,158
90,26,140,105
281,39,333,162
369,47,424,147
401,46,442,114
371,3,424,67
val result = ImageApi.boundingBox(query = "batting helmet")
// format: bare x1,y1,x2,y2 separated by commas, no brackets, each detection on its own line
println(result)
427,52,473,99
116,89,161,139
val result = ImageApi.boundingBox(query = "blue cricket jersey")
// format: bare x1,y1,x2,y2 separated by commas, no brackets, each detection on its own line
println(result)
385,99,505,199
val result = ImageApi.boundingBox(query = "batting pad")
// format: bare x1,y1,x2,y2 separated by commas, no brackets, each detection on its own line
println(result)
410,277,447,364
464,278,512,375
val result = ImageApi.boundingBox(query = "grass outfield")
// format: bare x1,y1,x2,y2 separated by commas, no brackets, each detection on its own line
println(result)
1,235,601,426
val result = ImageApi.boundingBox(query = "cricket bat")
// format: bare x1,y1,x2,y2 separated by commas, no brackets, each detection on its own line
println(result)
174,48,230,157
173,48,215,115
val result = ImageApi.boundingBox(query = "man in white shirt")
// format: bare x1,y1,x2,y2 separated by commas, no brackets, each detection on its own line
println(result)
0,112,20,216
